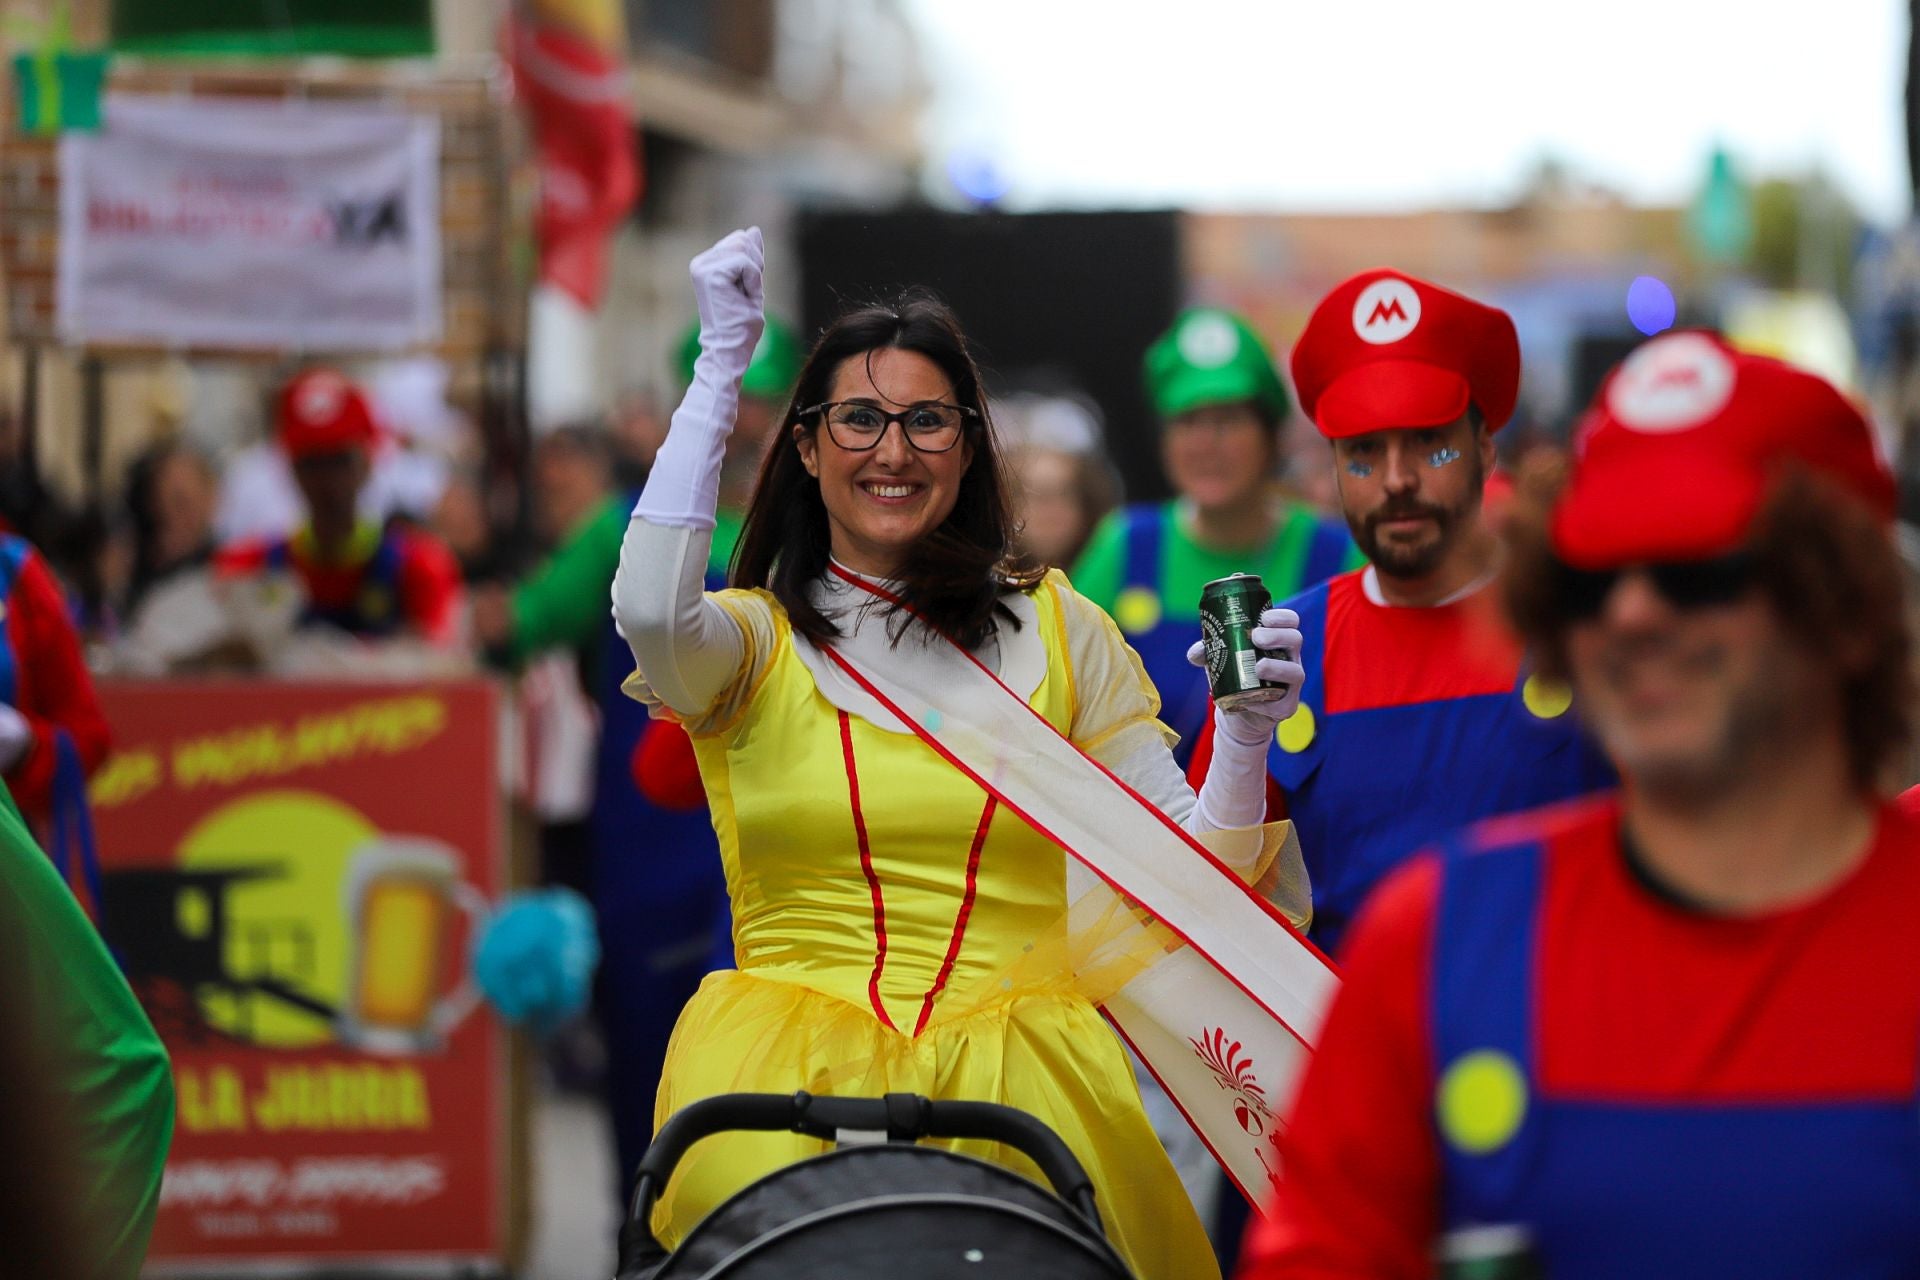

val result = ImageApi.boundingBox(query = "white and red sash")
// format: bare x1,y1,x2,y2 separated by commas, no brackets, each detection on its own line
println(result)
807,568,1339,1209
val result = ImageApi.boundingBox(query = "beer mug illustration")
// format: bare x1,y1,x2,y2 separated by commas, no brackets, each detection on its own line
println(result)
337,836,489,1054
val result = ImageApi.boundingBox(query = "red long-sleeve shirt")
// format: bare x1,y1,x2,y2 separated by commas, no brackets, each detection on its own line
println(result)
4,545,111,818
1238,796,1920,1278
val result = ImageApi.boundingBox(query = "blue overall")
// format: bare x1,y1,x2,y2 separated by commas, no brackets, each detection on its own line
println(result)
264,534,407,637
0,534,101,911
1118,504,1351,769
1268,576,1616,955
591,555,732,1193
0,535,32,708
1433,831,1920,1277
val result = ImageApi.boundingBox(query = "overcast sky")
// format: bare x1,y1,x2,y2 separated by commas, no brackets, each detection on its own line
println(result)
902,1,1911,223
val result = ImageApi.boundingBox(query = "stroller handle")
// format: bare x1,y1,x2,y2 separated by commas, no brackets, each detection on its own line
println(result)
618,1091,1104,1276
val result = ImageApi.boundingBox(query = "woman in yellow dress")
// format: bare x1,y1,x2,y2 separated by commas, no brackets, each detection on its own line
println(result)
611,229,1306,1280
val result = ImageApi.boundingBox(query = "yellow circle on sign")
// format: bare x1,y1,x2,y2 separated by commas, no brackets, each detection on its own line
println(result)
1436,1049,1528,1154
1275,704,1316,754
1521,674,1573,720
179,790,376,1048
1114,587,1163,636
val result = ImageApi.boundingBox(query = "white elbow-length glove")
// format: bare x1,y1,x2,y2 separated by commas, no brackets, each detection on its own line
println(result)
631,227,767,530
1184,607,1305,831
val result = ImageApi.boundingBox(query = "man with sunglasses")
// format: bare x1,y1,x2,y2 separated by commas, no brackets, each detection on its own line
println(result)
1240,331,1920,1278
1193,270,1613,956
1072,308,1357,770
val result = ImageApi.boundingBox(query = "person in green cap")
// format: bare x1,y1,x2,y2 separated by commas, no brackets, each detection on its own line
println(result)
473,316,804,1197
0,779,172,1278
1071,306,1358,769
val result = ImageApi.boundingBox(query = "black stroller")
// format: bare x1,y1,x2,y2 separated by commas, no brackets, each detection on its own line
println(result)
614,1091,1138,1279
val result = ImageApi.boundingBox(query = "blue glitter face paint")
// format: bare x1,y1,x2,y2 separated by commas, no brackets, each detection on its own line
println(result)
1344,460,1374,478
1427,447,1462,468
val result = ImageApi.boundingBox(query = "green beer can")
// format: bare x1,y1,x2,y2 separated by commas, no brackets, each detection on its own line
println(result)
1199,573,1289,711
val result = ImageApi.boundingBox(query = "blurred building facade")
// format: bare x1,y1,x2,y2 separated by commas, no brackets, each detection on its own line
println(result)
1185,180,1696,440
2,0,930,503
494,0,930,426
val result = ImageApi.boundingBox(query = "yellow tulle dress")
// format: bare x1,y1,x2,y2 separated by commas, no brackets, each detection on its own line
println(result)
638,570,1221,1280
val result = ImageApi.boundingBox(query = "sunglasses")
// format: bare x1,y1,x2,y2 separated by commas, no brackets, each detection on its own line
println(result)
1551,551,1758,621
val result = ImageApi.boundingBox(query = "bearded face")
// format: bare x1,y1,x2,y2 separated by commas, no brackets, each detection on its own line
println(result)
1332,416,1488,583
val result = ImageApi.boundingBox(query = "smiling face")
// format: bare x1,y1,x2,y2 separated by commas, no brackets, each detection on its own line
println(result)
1331,412,1492,581
1564,568,1824,801
793,347,975,578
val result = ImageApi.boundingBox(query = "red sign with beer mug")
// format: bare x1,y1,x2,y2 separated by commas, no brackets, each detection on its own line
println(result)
88,679,510,1268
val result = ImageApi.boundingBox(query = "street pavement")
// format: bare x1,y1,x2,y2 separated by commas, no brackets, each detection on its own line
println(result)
524,1089,619,1280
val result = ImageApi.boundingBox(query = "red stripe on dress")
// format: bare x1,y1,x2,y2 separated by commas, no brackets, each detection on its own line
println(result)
839,710,899,1032
822,563,1336,976
912,796,996,1037
818,641,1329,1048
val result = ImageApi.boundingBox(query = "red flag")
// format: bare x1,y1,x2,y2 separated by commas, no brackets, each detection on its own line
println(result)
504,6,640,310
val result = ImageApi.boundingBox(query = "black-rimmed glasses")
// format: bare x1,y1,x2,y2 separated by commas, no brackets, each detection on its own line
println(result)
800,400,979,453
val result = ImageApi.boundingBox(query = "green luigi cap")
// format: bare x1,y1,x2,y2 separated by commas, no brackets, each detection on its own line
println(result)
676,317,805,402
1143,307,1290,422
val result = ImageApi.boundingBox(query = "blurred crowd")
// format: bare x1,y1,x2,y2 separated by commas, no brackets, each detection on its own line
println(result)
6,348,1153,683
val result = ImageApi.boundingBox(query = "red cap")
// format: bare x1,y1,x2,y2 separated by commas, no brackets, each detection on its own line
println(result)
1552,331,1895,568
278,369,377,459
1290,269,1520,439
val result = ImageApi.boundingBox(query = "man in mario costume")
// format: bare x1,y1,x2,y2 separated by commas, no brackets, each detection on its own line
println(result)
1192,269,1614,955
1240,330,1920,1278
217,368,463,650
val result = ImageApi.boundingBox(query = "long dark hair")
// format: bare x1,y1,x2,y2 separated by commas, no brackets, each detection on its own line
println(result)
732,290,1042,649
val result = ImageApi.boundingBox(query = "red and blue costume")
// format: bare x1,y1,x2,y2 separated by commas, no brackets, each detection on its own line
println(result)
216,523,462,646
1256,569,1615,954
218,368,463,646
1243,795,1920,1278
0,533,111,823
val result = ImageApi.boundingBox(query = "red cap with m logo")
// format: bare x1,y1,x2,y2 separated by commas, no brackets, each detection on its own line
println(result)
1290,268,1520,440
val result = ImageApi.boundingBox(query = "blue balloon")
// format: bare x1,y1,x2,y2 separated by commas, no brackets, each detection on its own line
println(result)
1627,276,1677,336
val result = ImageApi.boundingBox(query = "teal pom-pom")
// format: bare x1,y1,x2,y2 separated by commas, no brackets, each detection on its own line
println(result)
472,888,600,1036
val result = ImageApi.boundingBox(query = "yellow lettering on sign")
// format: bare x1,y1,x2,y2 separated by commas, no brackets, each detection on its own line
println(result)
168,696,449,791
88,749,162,811
176,1066,249,1133
250,1063,433,1133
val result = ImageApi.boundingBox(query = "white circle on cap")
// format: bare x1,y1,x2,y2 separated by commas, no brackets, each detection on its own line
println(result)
1177,312,1241,368
295,372,348,425
1352,278,1422,345
1606,332,1736,433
